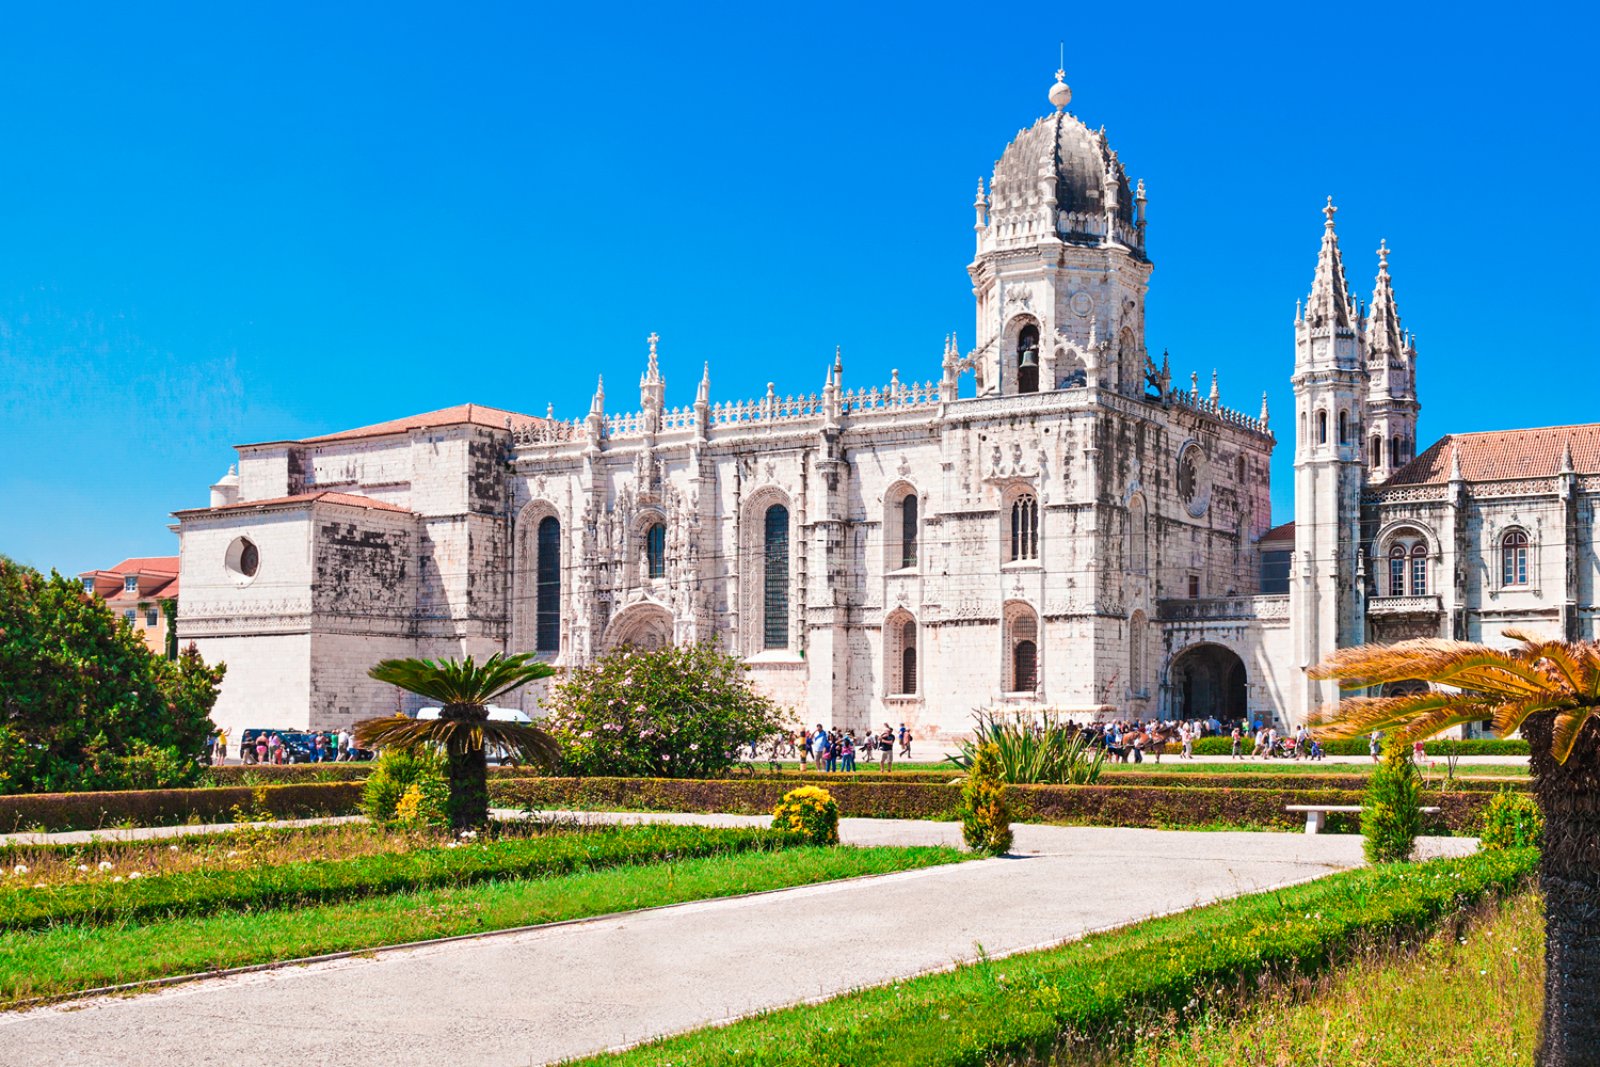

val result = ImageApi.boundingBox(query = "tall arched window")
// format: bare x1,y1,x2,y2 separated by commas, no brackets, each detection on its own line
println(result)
1128,494,1148,573
1370,434,1383,468
1006,605,1039,693
900,495,919,569
1017,323,1040,394
1010,494,1039,561
1316,411,1328,445
1391,435,1402,468
900,619,917,694
1410,541,1429,594
1388,543,1407,597
536,517,561,652
1129,611,1147,695
1501,530,1530,586
645,522,666,579
1338,410,1349,445
763,504,790,649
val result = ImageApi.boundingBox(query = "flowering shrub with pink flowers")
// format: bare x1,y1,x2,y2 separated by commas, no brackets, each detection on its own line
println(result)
541,643,792,778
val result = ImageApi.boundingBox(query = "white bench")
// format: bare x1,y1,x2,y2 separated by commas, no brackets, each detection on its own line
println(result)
1285,804,1442,834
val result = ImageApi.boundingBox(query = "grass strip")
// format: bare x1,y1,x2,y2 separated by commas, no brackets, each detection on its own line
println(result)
0,824,794,931
1124,889,1541,1065
0,844,965,1007
572,847,1537,1067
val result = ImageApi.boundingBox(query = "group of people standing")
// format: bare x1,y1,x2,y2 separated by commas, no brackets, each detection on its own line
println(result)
793,723,913,772
206,729,362,765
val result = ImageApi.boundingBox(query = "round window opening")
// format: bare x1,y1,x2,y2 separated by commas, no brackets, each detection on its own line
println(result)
226,537,260,582
1177,445,1212,518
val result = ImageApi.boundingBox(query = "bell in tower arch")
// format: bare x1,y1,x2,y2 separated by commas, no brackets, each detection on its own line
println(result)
1017,324,1041,394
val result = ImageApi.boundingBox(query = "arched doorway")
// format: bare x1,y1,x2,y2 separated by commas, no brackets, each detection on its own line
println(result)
604,603,675,652
1167,644,1248,722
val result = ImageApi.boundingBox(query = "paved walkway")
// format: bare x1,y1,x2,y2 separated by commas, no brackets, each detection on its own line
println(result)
0,814,1474,1067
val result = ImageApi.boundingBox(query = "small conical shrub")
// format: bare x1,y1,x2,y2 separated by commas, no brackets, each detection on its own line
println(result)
1363,735,1423,863
960,742,1013,856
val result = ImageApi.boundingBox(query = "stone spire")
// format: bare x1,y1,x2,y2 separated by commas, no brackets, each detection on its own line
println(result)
1259,391,1270,428
585,375,606,451
1366,241,1404,362
640,332,665,418
1561,437,1576,475
1304,197,1354,330
1208,369,1220,405
693,362,710,442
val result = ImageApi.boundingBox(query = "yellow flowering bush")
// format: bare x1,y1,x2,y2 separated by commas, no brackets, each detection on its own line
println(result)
771,785,839,846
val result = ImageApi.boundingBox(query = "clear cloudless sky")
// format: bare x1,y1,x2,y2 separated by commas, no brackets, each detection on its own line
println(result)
1,1,1595,576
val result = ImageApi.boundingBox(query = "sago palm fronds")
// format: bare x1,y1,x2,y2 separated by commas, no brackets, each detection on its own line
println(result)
1309,630,1600,763
355,652,560,766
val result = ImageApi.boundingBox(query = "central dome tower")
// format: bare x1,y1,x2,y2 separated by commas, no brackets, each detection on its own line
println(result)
967,71,1152,398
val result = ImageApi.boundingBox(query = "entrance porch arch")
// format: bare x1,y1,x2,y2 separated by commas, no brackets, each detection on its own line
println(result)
1165,642,1248,721
603,602,675,652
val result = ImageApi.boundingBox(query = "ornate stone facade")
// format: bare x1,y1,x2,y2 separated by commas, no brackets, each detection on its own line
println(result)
174,73,1600,740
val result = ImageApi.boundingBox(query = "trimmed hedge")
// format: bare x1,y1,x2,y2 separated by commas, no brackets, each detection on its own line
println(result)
489,777,1493,834
0,823,792,932
585,847,1538,1066
0,782,364,834
1191,736,1529,757
1097,771,1527,793
204,765,375,786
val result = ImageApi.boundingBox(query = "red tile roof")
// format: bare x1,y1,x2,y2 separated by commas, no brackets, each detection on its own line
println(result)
108,556,180,575
174,492,413,517
1387,424,1600,485
245,403,540,447
1258,521,1296,543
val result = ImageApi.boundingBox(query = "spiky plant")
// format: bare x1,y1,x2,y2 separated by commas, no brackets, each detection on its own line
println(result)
1310,631,1600,1067
945,707,1106,785
355,653,559,830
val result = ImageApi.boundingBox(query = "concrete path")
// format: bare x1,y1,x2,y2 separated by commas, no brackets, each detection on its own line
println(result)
0,815,1474,1067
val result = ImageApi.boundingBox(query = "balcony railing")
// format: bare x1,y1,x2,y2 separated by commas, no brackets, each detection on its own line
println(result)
1368,594,1442,616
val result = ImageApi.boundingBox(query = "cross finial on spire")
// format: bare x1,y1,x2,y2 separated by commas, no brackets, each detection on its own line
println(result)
1376,239,1390,271
1323,196,1338,230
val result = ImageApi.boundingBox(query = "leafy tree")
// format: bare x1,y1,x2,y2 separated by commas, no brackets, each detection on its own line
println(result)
1311,631,1600,1067
1362,735,1422,863
355,653,558,830
0,556,222,794
542,643,792,778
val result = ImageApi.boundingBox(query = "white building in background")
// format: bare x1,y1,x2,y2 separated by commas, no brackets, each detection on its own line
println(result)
175,72,1600,740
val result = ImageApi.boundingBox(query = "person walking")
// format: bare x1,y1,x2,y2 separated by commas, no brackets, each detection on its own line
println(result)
897,723,911,759
254,734,269,765
840,731,856,772
878,724,896,771
1369,729,1382,763
1180,722,1194,760
810,725,830,773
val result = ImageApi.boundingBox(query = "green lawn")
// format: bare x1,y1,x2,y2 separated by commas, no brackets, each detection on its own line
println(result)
0,843,965,1007
1123,890,1541,1066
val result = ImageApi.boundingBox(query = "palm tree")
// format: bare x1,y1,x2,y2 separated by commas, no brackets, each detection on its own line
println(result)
355,652,559,830
1309,631,1600,1067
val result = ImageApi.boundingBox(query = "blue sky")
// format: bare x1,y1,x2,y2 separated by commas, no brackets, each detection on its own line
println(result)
1,2,1594,576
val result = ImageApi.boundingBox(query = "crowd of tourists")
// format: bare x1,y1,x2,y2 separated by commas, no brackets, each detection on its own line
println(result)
205,729,364,765
1067,717,1325,762
776,723,915,772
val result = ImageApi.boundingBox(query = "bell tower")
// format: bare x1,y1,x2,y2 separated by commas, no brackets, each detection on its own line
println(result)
1363,241,1421,482
965,70,1153,398
1290,198,1368,721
